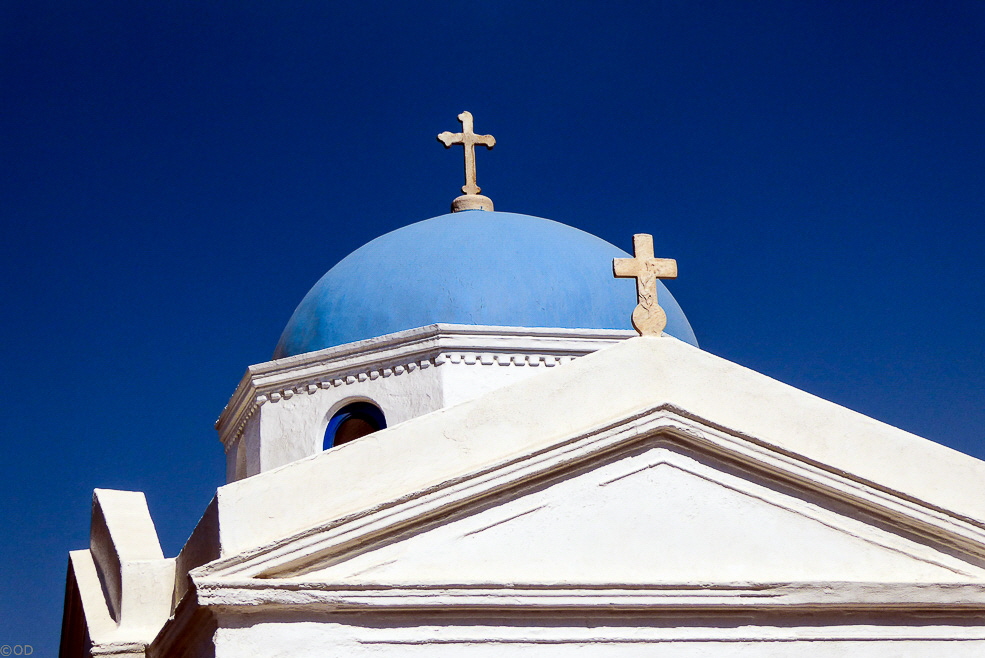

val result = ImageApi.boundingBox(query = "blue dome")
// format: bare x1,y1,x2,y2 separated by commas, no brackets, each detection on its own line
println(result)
274,211,697,358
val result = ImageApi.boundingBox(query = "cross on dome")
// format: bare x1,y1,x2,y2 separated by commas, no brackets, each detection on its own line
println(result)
613,234,678,336
438,111,496,212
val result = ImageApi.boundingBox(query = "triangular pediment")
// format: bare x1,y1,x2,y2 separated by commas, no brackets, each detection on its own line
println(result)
275,442,984,586
200,415,985,594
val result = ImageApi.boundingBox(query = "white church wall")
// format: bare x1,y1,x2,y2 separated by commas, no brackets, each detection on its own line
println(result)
255,363,446,474
217,325,630,482
225,360,447,478
438,351,579,407
137,334,985,657
207,336,985,561
212,616,985,657
296,443,985,585
61,490,176,658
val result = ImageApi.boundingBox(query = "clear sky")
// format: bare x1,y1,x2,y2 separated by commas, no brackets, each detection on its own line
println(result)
2,1,983,653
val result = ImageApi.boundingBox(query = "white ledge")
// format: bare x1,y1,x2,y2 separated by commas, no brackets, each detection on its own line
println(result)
193,580,985,612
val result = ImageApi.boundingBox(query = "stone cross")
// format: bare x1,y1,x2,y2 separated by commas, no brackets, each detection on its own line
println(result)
612,234,678,336
438,111,496,196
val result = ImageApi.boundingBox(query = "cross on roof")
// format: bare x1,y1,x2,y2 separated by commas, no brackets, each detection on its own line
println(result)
438,111,495,211
612,234,678,336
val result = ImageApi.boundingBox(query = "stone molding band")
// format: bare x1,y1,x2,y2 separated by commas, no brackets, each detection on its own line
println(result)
257,352,578,405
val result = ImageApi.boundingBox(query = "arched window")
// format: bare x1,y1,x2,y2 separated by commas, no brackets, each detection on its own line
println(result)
324,402,387,450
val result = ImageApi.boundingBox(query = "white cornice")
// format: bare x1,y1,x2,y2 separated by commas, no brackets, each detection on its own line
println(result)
215,324,634,449
192,579,985,615
155,578,985,653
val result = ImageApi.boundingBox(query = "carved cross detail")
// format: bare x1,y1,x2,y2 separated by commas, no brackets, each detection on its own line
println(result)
438,111,496,195
612,234,678,336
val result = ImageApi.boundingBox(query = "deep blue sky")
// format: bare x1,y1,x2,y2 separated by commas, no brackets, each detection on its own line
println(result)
2,1,983,652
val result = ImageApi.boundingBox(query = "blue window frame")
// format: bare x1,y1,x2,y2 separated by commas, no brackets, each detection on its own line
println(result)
324,401,387,449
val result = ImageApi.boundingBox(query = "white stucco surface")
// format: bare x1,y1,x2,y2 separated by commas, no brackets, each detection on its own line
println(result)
212,335,985,558
64,329,985,658
214,621,985,658
63,490,175,658
297,446,984,585
217,325,631,481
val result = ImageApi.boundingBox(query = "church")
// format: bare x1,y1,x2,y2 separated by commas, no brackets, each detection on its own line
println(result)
61,113,985,657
